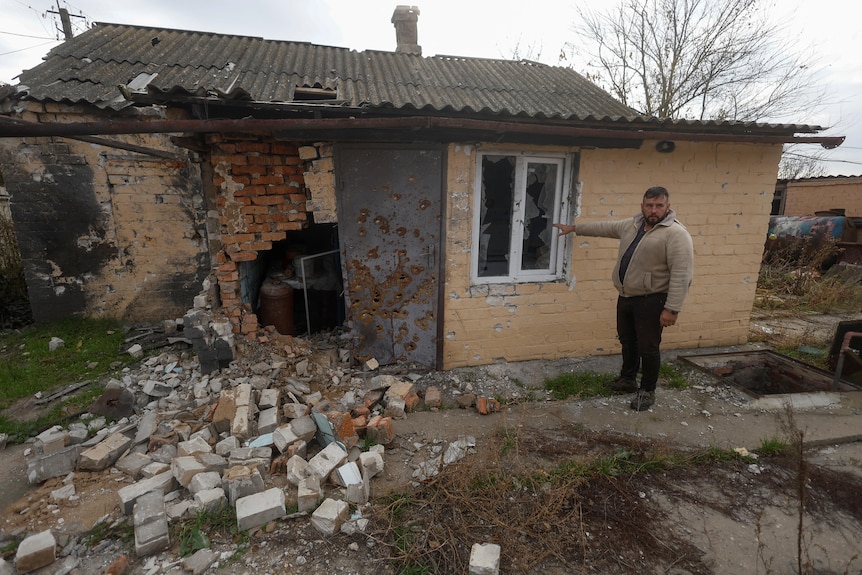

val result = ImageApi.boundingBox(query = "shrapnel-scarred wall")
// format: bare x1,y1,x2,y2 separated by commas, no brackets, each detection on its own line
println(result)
0,101,210,322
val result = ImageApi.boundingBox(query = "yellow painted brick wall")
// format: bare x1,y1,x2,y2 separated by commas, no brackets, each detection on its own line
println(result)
442,140,782,369
0,101,208,322
782,177,862,217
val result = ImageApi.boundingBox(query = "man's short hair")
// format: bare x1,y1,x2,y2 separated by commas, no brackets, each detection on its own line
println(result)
644,186,669,201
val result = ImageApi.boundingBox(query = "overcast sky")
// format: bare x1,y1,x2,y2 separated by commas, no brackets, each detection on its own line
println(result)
1,0,860,176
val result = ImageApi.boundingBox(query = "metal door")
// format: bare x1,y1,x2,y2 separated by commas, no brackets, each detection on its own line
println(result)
336,146,443,367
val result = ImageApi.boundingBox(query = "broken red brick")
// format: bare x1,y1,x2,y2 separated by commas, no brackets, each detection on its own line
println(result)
476,396,489,415
364,390,384,409
403,391,420,412
351,405,371,418
366,416,395,445
104,555,130,575
476,397,500,415
352,415,367,433
424,386,442,408
318,413,360,449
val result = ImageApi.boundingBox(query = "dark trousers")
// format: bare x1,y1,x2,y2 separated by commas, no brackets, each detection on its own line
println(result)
616,293,666,392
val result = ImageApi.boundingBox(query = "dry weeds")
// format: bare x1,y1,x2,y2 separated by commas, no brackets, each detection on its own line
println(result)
370,424,862,574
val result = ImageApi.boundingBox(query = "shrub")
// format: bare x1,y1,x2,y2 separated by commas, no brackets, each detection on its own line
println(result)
0,212,31,329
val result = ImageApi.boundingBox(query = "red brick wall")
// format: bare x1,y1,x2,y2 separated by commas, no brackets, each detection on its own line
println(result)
206,135,310,335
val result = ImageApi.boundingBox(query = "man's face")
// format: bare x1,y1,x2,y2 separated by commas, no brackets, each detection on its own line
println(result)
641,195,670,226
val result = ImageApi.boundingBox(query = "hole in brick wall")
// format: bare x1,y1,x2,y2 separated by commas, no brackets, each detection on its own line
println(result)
239,223,344,335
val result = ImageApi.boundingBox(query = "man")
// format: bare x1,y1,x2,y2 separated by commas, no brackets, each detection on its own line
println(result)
552,186,694,411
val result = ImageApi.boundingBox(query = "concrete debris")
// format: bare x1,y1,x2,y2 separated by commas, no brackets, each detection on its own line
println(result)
133,491,170,557
181,548,218,575
236,488,286,531
14,529,56,573
469,542,502,575
14,302,499,574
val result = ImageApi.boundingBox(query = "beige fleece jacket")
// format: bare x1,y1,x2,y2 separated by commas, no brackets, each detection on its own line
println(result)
575,209,694,312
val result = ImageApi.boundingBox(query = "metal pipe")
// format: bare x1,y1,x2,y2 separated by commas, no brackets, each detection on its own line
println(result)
298,249,340,336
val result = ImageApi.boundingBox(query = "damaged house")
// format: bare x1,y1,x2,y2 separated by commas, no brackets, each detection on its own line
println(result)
0,7,842,370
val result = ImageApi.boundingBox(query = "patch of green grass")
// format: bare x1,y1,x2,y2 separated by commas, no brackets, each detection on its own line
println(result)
660,363,689,389
83,518,133,549
758,436,789,456
361,435,379,451
772,345,831,370
0,318,137,405
176,506,239,557
0,382,109,441
544,371,615,400
0,534,22,560
384,494,435,574
497,428,518,457
692,446,754,464
0,318,141,440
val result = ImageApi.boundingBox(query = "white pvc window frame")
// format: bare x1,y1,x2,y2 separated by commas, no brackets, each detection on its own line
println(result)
470,151,574,284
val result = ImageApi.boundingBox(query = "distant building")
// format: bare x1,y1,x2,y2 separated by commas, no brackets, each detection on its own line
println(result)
773,176,862,217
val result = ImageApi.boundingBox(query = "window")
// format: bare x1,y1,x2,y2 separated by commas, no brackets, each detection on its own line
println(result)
472,152,574,283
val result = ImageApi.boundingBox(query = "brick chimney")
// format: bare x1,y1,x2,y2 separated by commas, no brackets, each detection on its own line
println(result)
391,5,421,56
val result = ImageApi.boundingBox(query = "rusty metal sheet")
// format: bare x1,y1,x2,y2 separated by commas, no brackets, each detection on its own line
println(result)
336,146,442,367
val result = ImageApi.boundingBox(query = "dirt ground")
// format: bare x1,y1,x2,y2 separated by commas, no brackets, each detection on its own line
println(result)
1,312,861,574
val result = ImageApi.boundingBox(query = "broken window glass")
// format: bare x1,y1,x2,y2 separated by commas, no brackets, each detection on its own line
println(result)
478,155,515,277
474,153,570,283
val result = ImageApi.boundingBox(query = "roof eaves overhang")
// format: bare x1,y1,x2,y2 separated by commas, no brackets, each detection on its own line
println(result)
0,114,845,149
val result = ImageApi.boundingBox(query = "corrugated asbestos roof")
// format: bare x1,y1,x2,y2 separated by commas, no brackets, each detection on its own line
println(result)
11,22,818,134
14,23,634,120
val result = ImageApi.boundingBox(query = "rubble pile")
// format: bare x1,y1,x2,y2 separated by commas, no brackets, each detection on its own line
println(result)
8,317,491,574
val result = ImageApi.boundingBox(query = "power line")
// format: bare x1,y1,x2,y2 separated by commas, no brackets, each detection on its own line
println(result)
783,151,862,167
0,40,57,58
0,30,55,40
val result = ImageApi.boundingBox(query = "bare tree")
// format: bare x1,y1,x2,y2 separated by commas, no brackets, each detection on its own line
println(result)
569,0,824,123
778,146,829,180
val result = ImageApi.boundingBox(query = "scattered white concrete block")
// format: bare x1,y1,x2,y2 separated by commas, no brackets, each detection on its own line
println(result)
284,455,311,486
297,476,323,513
258,389,280,410
181,548,218,575
50,484,76,501
116,451,152,478
171,456,207,487
35,427,68,454
290,415,317,442
307,442,348,482
311,498,349,536
222,465,265,505
358,450,385,479
194,488,228,513
117,470,177,515
188,471,222,495
282,403,307,419
469,543,501,575
177,436,212,457
257,407,280,435
273,424,301,454
140,461,170,478
78,432,132,471
334,461,362,488
235,488,286,532
215,435,239,457
14,529,56,573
